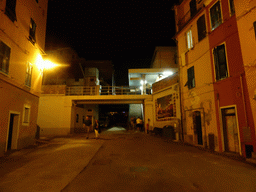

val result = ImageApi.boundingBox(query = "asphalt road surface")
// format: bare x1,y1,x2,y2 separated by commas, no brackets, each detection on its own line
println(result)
62,127,256,192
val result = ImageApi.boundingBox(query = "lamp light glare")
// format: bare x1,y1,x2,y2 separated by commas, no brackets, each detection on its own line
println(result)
163,71,174,76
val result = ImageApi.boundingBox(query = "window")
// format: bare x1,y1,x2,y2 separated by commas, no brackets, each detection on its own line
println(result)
76,114,79,123
0,41,11,74
25,62,33,87
210,1,222,30
29,19,36,44
5,0,17,22
197,15,206,42
229,0,235,16
186,29,193,50
213,44,228,80
23,105,31,124
190,0,197,17
35,0,38,3
187,66,195,89
254,21,256,39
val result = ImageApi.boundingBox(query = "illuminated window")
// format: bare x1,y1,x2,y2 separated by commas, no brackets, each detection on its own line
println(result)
229,0,235,16
186,29,193,50
5,0,17,22
0,41,11,74
29,19,36,44
187,66,195,89
210,1,222,30
197,15,206,42
213,44,228,80
25,62,33,87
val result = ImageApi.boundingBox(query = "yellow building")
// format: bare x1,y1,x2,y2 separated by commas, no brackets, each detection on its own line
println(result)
151,46,178,68
0,0,48,156
234,0,256,154
173,0,218,150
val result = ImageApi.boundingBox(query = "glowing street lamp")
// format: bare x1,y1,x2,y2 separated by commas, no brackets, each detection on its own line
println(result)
36,54,57,75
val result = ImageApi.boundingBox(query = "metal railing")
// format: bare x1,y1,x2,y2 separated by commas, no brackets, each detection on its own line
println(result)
66,86,146,96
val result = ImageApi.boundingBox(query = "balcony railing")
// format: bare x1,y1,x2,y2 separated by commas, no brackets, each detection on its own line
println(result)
65,86,146,96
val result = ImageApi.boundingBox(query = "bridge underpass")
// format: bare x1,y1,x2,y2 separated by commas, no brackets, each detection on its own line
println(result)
72,97,148,133
37,94,154,136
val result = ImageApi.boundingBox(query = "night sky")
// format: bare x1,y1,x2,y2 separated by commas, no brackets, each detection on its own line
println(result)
45,0,178,85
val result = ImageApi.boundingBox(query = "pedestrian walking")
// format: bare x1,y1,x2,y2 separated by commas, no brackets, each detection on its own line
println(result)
83,116,91,139
94,119,100,139
136,117,143,131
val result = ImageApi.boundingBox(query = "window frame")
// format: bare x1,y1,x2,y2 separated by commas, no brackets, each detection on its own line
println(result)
229,0,235,16
29,18,37,44
253,21,256,39
22,105,31,126
210,1,223,31
190,0,197,18
25,62,33,87
5,0,17,22
197,14,207,42
186,29,194,50
213,43,229,81
0,41,11,75
187,66,195,89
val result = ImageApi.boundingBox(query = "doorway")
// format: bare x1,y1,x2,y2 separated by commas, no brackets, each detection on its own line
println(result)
221,107,239,153
193,111,203,145
7,113,20,151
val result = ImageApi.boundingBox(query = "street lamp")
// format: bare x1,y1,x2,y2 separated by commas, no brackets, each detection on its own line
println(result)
36,54,57,75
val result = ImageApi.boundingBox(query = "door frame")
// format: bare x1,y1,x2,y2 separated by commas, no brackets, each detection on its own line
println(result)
6,111,20,151
220,105,242,155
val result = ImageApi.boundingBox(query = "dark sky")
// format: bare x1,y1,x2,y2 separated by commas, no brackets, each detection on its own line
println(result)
45,0,178,85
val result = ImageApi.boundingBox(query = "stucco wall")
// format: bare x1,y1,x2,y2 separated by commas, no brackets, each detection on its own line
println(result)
37,95,72,136
235,0,256,146
0,81,39,156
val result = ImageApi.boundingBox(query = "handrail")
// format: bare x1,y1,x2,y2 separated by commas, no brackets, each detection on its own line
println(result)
65,86,149,96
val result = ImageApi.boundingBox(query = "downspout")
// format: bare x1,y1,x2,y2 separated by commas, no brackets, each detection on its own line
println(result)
240,73,248,127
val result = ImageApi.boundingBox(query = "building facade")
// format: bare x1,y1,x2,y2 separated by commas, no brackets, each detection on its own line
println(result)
0,0,48,156
174,0,255,157
234,0,256,157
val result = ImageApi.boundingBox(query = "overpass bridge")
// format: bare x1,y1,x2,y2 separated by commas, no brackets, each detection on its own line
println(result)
37,85,155,136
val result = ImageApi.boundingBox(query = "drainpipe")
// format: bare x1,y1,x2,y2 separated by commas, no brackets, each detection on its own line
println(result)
240,73,248,128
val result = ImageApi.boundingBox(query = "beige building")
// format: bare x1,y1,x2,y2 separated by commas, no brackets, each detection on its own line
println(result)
173,0,218,149
151,46,178,69
0,0,48,156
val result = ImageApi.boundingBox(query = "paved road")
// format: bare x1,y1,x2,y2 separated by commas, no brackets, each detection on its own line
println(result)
63,128,256,192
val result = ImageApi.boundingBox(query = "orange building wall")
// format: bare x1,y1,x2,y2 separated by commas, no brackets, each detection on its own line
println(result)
0,0,48,156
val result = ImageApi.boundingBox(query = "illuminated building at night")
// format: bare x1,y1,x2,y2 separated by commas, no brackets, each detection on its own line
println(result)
0,0,48,156
173,0,256,157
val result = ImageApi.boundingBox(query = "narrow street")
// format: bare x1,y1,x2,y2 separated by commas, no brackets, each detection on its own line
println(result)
63,128,256,192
